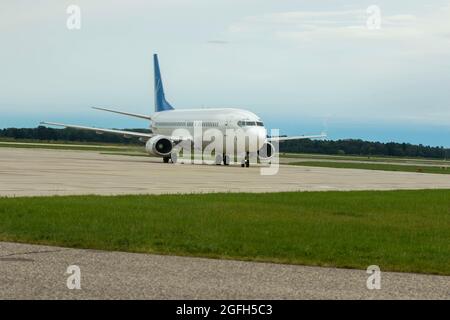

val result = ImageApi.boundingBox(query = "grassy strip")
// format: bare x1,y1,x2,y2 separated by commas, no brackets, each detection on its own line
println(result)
281,153,450,164
0,137,133,146
2,139,448,165
290,161,450,175
0,142,141,153
1,190,449,275
100,152,149,157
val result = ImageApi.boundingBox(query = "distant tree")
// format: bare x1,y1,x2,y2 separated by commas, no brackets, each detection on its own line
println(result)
278,137,448,159
1,127,449,159
0,126,150,145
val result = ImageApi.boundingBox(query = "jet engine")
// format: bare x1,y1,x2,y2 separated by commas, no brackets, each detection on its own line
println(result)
145,135,173,156
258,142,276,160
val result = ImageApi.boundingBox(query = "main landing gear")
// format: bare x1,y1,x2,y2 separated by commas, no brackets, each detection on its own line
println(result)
166,153,251,167
215,153,250,167
163,153,177,164
241,152,250,168
214,154,231,166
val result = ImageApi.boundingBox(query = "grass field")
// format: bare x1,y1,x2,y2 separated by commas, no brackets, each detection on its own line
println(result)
281,152,450,164
290,161,450,175
0,141,143,153
1,190,449,275
3,139,450,166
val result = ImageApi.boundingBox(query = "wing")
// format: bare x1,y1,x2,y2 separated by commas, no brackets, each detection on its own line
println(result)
92,107,152,120
267,133,327,142
40,122,153,139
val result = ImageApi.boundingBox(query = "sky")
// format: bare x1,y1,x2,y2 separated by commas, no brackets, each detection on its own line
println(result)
1,0,450,146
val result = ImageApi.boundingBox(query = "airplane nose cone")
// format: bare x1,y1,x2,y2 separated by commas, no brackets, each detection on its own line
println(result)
246,127,267,146
258,128,267,143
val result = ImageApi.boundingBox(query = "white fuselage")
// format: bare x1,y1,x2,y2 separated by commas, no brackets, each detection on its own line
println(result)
150,108,267,153
150,108,267,152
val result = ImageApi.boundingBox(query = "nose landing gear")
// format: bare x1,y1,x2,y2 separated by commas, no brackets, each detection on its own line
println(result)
223,154,230,166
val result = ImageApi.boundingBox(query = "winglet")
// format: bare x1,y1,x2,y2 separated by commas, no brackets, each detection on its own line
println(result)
154,54,174,112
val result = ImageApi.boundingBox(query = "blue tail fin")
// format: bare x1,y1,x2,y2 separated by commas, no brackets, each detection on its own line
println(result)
154,54,174,112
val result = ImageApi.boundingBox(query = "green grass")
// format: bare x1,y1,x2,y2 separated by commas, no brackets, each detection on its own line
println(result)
0,137,131,146
0,141,142,153
1,190,449,275
0,144,125,152
290,161,450,175
100,152,149,157
281,152,450,164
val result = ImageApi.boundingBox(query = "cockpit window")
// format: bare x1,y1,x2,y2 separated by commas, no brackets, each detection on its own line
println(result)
238,120,263,127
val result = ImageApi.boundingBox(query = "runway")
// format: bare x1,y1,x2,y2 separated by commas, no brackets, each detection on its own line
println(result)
1,148,450,197
0,242,448,299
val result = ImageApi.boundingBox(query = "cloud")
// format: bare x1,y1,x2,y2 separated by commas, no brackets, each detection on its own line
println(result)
227,5,450,48
229,9,363,34
206,40,229,44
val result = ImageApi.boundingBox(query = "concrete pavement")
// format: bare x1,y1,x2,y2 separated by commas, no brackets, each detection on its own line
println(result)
1,242,448,299
2,148,450,197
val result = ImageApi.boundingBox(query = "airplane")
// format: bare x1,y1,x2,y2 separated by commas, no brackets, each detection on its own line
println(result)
42,54,326,167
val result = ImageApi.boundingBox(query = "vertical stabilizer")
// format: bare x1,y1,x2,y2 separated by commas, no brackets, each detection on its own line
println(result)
154,54,174,112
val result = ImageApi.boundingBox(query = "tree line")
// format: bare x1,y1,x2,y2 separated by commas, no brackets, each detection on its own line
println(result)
279,138,449,159
0,126,148,145
1,126,449,159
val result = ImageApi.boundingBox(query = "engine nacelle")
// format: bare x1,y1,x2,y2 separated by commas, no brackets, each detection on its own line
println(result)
258,142,276,160
145,135,173,157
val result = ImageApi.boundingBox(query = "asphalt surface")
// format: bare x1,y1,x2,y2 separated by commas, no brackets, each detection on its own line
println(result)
0,242,448,299
2,148,450,197
1,147,449,299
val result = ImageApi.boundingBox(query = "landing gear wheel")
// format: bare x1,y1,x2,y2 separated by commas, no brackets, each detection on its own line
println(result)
170,152,178,164
223,154,230,166
215,154,222,165
245,159,250,167
163,157,170,163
